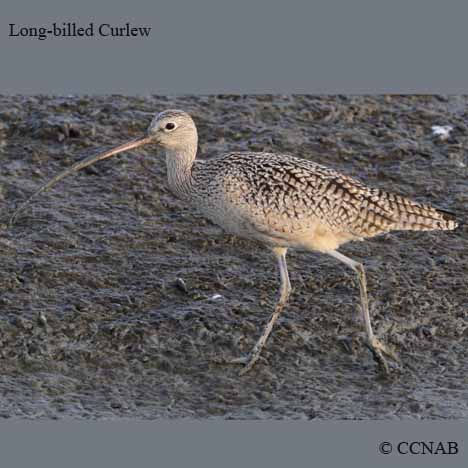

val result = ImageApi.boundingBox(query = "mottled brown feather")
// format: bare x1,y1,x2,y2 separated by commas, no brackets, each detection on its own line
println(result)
191,152,458,242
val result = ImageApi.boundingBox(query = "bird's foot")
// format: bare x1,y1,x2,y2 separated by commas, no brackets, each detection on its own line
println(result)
213,353,263,376
365,336,399,375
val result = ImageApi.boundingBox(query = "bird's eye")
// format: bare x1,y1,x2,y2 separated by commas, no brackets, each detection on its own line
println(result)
165,122,176,131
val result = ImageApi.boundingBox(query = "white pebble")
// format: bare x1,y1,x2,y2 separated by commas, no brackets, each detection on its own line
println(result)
431,125,453,140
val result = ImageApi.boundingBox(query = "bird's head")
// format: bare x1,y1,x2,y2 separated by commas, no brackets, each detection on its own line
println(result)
147,109,198,151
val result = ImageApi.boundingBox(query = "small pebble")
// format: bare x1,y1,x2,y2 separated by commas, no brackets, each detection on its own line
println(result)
431,125,453,141
37,311,47,327
175,277,188,293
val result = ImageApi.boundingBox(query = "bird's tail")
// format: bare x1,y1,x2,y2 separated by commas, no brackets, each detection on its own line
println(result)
374,190,458,232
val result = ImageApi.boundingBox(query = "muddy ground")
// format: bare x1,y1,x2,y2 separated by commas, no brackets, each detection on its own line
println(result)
0,95,466,420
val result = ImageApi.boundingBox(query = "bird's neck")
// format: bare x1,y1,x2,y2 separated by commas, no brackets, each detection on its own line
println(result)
165,145,197,199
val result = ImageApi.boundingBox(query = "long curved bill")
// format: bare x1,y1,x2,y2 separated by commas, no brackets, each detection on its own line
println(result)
9,135,154,226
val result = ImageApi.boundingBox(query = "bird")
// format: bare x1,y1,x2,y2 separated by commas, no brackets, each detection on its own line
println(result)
10,109,459,376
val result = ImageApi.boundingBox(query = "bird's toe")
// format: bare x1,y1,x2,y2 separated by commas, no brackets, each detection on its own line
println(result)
365,337,400,375
212,352,264,375
370,337,399,362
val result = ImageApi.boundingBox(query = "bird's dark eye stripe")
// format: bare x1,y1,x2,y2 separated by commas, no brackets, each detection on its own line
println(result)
165,122,176,130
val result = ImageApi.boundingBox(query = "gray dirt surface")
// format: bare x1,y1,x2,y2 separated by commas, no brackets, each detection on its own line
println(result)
0,95,467,420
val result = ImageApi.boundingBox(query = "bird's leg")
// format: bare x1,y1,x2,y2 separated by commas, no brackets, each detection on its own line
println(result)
232,247,292,375
328,250,398,374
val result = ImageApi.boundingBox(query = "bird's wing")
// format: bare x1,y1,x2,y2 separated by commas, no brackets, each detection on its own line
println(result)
223,153,398,237
209,152,457,238
291,156,457,235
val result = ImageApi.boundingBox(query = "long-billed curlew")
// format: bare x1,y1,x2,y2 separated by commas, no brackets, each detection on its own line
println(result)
10,109,458,375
